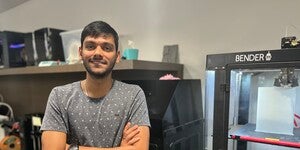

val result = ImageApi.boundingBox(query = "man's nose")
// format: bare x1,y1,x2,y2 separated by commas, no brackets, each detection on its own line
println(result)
94,45,104,55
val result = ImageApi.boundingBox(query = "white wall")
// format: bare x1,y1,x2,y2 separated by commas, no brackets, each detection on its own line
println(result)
1,0,300,80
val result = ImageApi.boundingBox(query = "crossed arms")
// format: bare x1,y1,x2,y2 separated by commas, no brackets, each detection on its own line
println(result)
42,123,149,150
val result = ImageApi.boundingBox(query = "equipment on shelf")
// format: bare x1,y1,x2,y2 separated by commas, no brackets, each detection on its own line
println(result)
0,28,65,68
0,31,26,68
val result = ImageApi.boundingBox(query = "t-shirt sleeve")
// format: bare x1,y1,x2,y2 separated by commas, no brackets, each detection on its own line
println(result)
41,87,69,133
128,86,151,127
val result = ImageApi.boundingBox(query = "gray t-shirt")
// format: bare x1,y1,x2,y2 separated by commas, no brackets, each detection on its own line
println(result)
41,80,150,148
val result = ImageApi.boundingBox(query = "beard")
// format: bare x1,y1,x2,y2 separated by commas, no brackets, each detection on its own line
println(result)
83,55,117,79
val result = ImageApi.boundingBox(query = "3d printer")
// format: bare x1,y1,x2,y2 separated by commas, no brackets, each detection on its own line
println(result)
205,48,300,150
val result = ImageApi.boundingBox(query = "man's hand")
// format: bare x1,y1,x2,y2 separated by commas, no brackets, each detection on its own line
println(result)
121,122,140,146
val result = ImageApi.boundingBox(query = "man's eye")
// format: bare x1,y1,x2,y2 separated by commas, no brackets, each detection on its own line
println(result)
102,45,113,51
85,44,95,50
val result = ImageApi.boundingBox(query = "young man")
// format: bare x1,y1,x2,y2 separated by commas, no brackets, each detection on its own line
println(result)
41,21,150,150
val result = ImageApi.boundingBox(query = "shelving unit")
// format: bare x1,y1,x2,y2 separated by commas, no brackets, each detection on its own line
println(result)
0,60,183,118
0,60,183,76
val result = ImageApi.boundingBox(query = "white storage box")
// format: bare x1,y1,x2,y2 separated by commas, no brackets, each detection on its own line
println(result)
60,29,82,64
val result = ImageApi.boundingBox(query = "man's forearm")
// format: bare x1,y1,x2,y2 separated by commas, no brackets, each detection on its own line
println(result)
65,123,146,150
77,146,134,150
66,144,135,150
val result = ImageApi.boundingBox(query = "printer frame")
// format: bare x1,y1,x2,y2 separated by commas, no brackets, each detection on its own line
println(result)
206,48,300,150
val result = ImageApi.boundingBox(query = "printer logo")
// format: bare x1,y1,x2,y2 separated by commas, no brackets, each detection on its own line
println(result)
265,51,272,61
235,51,272,62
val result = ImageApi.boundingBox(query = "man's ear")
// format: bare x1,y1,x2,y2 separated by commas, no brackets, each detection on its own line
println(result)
79,46,83,59
116,50,121,63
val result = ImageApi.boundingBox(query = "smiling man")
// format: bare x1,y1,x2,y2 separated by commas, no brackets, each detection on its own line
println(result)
41,21,150,150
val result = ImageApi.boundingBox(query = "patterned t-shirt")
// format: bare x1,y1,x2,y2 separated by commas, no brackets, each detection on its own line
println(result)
41,80,151,148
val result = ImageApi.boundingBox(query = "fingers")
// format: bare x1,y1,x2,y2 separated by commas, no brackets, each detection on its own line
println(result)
123,124,139,139
126,125,140,140
123,122,133,139
126,125,139,136
124,122,130,131
122,122,140,146
127,137,140,145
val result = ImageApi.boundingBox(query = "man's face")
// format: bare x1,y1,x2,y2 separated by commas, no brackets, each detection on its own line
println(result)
79,34,120,79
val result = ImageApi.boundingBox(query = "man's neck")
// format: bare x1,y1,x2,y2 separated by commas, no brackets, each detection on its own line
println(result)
84,74,114,98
